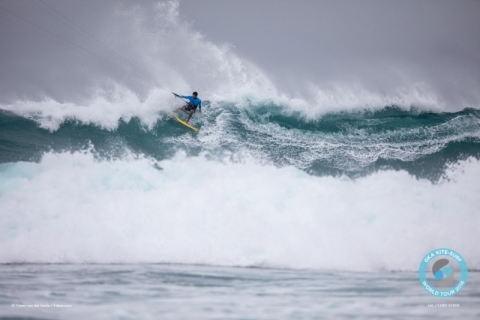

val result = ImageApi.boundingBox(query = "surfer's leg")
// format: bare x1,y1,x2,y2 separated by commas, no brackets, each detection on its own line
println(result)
186,109,195,123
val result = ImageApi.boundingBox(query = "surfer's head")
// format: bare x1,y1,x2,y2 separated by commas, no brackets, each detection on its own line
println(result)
193,92,198,97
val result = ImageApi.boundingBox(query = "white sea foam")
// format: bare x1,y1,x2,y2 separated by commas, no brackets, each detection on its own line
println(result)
0,150,478,271
1,0,471,131
0,0,279,131
161,102,480,172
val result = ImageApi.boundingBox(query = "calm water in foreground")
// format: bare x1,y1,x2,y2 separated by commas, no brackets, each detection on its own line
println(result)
0,264,478,319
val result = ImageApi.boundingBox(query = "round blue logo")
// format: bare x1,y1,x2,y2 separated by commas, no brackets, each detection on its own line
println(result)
418,248,468,298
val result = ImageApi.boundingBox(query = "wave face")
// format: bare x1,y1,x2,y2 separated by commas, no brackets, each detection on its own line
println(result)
1,106,480,180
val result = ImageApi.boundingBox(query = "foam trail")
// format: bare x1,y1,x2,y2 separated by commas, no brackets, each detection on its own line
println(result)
0,150,478,271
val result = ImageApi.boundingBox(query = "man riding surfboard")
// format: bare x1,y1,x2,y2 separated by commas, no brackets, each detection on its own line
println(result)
174,91,202,123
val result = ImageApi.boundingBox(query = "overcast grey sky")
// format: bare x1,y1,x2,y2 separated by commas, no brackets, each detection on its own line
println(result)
1,0,479,108
182,0,480,77
179,0,480,104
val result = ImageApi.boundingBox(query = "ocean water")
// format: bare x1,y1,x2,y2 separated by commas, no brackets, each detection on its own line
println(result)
1,104,479,319
1,264,480,320
1,1,480,318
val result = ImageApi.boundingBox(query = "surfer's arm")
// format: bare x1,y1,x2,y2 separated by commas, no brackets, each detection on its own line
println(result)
198,102,202,112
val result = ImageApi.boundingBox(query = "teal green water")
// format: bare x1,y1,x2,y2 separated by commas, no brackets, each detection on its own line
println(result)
1,105,479,181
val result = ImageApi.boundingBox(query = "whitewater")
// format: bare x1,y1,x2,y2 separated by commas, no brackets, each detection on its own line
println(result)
0,146,480,271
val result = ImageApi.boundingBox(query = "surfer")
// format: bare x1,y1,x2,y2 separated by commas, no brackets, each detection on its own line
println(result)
174,92,202,123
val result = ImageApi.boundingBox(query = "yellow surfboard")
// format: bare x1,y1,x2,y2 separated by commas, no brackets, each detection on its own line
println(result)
173,116,199,131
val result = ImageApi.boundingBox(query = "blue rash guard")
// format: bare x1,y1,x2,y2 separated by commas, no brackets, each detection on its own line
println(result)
180,96,202,112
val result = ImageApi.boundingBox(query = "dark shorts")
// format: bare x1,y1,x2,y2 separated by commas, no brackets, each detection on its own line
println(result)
185,104,197,112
